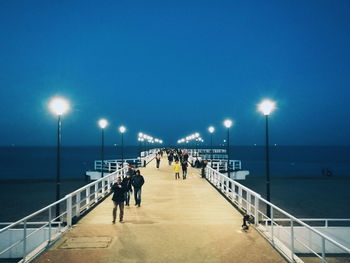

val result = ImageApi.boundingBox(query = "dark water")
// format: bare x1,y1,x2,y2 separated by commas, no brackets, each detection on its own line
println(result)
0,146,141,180
0,145,349,180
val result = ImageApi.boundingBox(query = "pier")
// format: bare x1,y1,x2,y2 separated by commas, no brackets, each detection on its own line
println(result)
33,156,286,263
1,150,350,263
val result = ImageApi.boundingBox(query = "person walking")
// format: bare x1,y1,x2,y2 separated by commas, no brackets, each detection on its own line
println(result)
122,174,133,206
181,160,188,180
156,153,161,169
168,152,173,166
131,170,145,207
111,177,125,223
174,160,180,180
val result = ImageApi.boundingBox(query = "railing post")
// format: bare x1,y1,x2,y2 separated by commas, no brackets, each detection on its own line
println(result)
102,179,105,195
238,187,243,208
94,183,98,201
86,187,90,208
247,192,251,213
254,195,259,225
76,191,80,217
48,207,52,242
270,206,274,244
23,220,27,260
66,194,72,227
290,219,294,261
322,237,326,263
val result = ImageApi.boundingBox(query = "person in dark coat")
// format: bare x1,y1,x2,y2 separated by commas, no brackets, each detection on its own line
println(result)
122,174,133,206
111,177,125,223
181,160,188,179
131,170,145,207
168,153,174,165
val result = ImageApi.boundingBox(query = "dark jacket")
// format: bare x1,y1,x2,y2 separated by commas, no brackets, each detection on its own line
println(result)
122,176,133,191
181,161,188,170
131,175,145,189
111,182,125,202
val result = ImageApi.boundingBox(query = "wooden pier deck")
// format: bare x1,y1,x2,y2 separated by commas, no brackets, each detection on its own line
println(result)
34,157,286,263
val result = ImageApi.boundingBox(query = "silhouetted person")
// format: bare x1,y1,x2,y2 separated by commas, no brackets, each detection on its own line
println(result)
131,170,145,207
181,160,188,179
111,177,125,223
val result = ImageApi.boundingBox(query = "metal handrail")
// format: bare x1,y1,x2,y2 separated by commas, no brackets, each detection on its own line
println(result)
205,166,350,262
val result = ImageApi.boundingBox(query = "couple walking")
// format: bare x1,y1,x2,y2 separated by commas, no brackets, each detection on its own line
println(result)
111,170,145,223
173,160,188,180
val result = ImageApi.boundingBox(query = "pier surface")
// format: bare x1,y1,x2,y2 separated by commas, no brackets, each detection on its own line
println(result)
34,157,286,263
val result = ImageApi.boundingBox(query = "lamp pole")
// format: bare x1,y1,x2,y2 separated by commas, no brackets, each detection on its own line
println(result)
121,132,124,164
265,114,271,217
101,127,104,177
49,97,70,219
208,126,215,163
258,99,276,219
56,114,62,218
223,119,233,178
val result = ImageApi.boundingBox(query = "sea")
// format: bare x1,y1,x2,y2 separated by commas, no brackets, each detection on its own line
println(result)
0,145,349,221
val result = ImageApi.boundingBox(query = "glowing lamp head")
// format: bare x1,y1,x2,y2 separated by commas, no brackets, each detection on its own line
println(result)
49,97,70,116
195,133,200,138
224,119,233,128
138,132,143,138
119,126,126,133
159,140,163,144
98,119,108,129
208,126,215,133
258,99,276,115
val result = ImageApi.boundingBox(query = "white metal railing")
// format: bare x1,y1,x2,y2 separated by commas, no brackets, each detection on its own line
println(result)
0,165,128,262
205,166,350,263
94,150,157,172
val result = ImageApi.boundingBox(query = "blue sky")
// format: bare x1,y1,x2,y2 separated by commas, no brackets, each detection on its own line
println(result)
0,0,350,146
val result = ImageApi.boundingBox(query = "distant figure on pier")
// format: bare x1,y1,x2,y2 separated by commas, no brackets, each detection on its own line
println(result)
122,174,133,206
183,152,189,162
174,160,181,180
131,170,145,207
111,177,125,223
181,160,188,180
168,152,174,165
156,153,161,169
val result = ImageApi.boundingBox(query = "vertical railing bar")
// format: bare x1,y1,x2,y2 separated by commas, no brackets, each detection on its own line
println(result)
23,220,27,260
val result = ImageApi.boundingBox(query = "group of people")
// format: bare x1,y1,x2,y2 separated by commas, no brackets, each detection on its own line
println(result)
111,165,145,223
165,149,190,180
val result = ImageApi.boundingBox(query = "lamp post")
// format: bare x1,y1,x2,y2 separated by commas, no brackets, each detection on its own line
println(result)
49,97,70,219
98,119,108,177
119,126,126,166
208,126,215,163
223,119,233,177
258,99,276,219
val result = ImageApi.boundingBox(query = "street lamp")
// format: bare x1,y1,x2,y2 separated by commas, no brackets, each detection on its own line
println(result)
208,126,215,163
223,119,233,177
258,99,276,219
49,97,70,219
98,119,108,177
119,125,126,165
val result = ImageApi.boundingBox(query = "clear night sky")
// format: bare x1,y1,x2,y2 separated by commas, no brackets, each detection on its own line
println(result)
0,0,350,146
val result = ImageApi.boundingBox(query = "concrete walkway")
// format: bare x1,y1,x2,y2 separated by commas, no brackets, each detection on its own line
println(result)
34,157,287,263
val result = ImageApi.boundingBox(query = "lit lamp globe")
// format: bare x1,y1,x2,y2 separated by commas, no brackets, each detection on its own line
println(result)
49,97,70,116
98,119,108,129
223,119,233,128
208,126,215,133
258,99,276,115
138,132,143,138
119,126,126,133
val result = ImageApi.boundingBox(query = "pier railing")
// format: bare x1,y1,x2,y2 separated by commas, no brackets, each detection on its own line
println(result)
94,149,157,172
0,165,128,262
205,166,350,263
